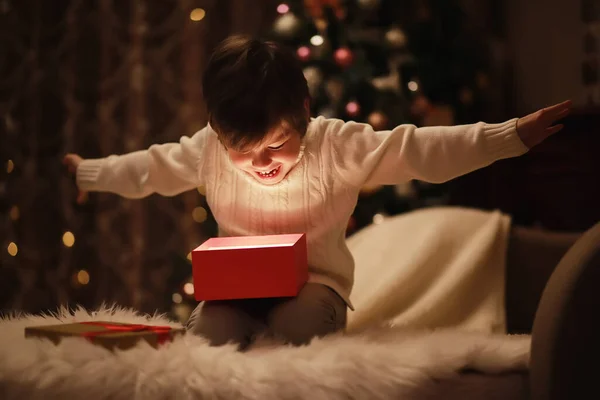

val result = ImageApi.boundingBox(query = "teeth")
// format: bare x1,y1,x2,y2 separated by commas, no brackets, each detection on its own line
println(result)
258,167,279,178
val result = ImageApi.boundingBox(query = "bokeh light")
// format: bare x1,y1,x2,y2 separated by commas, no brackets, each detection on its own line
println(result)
189,8,206,21
62,231,75,247
277,3,289,14
192,207,207,223
7,242,18,256
183,282,195,295
310,35,324,46
77,270,90,285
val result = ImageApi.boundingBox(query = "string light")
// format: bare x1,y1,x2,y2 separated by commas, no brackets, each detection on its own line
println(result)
187,252,192,261
408,81,419,92
277,3,289,14
192,207,207,223
172,293,183,304
62,231,75,247
9,206,19,221
189,8,205,21
6,159,14,173
183,282,195,295
373,213,385,225
7,242,18,256
310,35,324,46
197,186,206,196
77,269,90,285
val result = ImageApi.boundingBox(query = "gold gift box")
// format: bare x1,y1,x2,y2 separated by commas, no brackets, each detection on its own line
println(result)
25,321,185,351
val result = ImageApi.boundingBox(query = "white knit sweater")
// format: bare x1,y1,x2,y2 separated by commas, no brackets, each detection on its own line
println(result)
77,116,528,309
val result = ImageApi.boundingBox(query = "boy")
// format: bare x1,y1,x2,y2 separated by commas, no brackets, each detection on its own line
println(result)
64,35,571,349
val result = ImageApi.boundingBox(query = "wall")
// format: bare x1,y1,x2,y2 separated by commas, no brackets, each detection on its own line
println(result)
505,0,590,113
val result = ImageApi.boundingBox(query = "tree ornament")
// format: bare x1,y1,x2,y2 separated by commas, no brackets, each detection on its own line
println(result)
410,95,432,118
325,78,345,104
273,13,303,39
319,106,336,118
297,46,311,61
385,26,408,49
345,100,360,117
367,111,389,130
303,66,323,98
371,58,403,94
304,0,344,19
334,47,354,68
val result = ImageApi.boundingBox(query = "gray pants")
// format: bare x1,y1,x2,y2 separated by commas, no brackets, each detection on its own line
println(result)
186,283,347,349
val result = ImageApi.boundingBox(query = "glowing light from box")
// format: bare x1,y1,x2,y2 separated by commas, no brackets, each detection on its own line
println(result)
192,207,207,223
373,213,385,225
62,231,75,247
77,269,90,285
7,242,18,256
277,3,289,14
189,8,206,21
310,35,324,46
7,159,14,173
172,293,183,304
9,206,19,221
408,81,419,92
183,282,195,295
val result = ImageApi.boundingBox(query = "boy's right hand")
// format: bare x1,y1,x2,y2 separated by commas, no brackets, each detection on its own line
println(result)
63,153,88,204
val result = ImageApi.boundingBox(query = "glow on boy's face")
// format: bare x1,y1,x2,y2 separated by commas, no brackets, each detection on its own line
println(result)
226,123,303,186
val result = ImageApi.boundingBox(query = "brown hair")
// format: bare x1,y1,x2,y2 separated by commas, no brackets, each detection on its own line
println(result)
202,35,310,151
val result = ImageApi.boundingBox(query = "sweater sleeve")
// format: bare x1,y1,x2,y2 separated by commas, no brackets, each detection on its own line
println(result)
76,127,208,198
323,117,529,188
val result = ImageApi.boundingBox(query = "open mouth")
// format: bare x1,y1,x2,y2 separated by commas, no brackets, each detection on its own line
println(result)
255,165,281,180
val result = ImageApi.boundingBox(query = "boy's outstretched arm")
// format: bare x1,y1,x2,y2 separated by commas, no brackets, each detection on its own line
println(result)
64,127,207,201
326,100,572,188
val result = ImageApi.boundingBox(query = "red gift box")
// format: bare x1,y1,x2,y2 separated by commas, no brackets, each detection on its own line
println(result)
191,233,308,301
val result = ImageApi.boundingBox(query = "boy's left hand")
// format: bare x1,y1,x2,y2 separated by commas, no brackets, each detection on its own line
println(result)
516,100,572,149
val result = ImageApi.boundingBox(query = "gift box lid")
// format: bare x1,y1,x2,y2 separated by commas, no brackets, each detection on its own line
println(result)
25,321,185,350
196,233,305,251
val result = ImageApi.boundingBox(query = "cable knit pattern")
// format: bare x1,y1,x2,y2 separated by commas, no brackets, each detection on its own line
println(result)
76,117,528,310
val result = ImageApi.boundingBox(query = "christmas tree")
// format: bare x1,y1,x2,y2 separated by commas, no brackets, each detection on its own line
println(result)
264,0,497,233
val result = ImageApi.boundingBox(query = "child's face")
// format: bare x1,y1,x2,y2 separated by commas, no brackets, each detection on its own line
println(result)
226,123,303,185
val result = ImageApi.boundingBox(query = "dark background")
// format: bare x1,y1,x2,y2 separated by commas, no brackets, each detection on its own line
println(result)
1,0,599,322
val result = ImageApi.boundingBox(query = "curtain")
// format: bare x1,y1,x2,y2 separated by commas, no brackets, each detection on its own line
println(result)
1,0,277,315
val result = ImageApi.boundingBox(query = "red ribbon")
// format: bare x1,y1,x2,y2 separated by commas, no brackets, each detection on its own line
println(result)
80,321,173,346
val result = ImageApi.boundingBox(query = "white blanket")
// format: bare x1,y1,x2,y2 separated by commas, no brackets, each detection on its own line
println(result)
347,207,511,334
0,306,529,400
0,207,528,399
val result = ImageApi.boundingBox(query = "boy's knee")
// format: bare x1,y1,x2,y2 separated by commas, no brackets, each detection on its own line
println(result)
186,302,255,348
268,284,347,345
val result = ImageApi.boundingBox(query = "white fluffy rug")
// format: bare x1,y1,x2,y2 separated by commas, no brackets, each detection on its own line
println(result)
0,305,530,400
